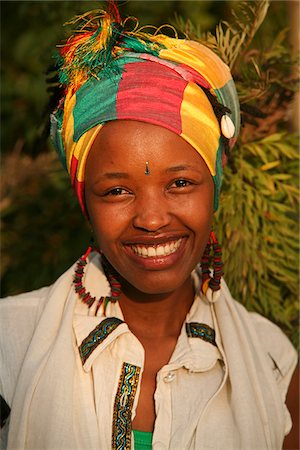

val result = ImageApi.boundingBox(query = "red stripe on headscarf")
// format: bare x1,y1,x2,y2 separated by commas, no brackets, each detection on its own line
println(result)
71,155,88,215
116,61,187,135
74,178,87,216
70,154,79,185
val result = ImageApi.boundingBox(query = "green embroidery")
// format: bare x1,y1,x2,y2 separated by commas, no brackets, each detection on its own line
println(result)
112,362,141,450
79,317,123,364
186,322,216,346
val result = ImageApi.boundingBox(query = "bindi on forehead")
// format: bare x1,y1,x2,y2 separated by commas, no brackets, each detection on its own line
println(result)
145,162,150,176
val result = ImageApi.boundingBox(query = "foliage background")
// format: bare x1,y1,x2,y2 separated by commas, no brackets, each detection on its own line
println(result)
1,1,299,346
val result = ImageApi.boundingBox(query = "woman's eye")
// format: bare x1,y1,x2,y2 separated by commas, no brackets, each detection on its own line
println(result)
105,187,128,196
172,179,191,188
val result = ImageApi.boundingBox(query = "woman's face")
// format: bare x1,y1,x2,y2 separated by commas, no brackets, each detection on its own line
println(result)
85,120,214,296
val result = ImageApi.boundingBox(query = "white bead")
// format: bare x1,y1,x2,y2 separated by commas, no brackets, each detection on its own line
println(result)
221,115,235,139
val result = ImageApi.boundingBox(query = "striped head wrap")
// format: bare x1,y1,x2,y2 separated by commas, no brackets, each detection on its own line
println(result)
50,6,240,214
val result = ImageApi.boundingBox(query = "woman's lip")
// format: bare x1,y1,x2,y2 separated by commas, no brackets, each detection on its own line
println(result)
123,234,187,246
122,237,187,270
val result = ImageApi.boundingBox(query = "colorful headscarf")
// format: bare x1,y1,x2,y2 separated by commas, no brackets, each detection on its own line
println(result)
50,7,240,213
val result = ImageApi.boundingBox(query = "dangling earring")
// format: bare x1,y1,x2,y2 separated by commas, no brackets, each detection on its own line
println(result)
73,240,122,315
200,230,223,302
101,255,122,303
73,245,96,308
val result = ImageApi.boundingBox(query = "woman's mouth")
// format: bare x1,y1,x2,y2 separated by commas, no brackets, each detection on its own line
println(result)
122,237,187,270
129,238,182,258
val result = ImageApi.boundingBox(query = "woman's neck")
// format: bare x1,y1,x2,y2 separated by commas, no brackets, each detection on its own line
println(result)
118,277,195,339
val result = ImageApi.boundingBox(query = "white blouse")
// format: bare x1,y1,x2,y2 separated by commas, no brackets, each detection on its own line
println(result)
0,253,297,449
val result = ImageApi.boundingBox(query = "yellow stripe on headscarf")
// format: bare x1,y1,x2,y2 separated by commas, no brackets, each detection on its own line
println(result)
62,91,76,172
62,89,103,182
75,124,103,182
160,40,231,91
180,82,220,176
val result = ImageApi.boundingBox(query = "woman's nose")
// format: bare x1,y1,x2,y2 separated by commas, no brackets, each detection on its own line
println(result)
132,192,171,232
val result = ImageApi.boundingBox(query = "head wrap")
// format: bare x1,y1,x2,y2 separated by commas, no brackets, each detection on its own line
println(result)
50,7,240,213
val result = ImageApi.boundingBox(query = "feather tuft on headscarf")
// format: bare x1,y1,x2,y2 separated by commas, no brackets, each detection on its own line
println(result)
55,8,167,96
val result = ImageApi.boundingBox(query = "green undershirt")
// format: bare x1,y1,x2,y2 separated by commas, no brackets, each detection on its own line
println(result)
133,429,153,450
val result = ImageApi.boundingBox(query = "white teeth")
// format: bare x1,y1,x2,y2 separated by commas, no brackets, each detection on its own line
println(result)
164,243,170,254
148,247,156,257
156,246,165,256
130,239,182,258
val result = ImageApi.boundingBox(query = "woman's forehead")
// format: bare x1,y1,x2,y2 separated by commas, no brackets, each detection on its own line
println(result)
88,120,211,174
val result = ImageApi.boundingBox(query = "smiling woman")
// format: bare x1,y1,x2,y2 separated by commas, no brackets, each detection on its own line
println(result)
0,2,297,450
85,121,214,298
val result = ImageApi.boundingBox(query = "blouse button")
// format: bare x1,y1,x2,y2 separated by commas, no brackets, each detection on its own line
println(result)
163,371,176,383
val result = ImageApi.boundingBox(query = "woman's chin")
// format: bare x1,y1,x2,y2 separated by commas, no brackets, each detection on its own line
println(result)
119,270,193,300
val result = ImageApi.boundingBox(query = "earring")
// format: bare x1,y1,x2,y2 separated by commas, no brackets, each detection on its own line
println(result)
101,255,122,303
200,230,223,302
73,239,122,315
90,234,122,309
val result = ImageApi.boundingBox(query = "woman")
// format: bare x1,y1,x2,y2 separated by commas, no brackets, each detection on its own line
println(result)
0,4,297,450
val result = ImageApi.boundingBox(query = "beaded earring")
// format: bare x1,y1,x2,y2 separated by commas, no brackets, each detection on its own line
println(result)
200,230,224,302
73,243,122,315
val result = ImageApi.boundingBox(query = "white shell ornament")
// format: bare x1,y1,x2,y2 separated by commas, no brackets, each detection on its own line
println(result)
221,115,235,139
205,287,221,304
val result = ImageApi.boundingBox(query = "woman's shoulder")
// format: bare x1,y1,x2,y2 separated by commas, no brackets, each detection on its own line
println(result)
0,285,52,336
0,286,52,409
1,284,51,309
248,310,298,438
0,260,78,332
248,310,298,384
221,281,298,395
0,265,76,407
221,281,296,362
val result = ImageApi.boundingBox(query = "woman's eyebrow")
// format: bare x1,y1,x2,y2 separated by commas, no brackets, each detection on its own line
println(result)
101,172,130,179
166,165,199,173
